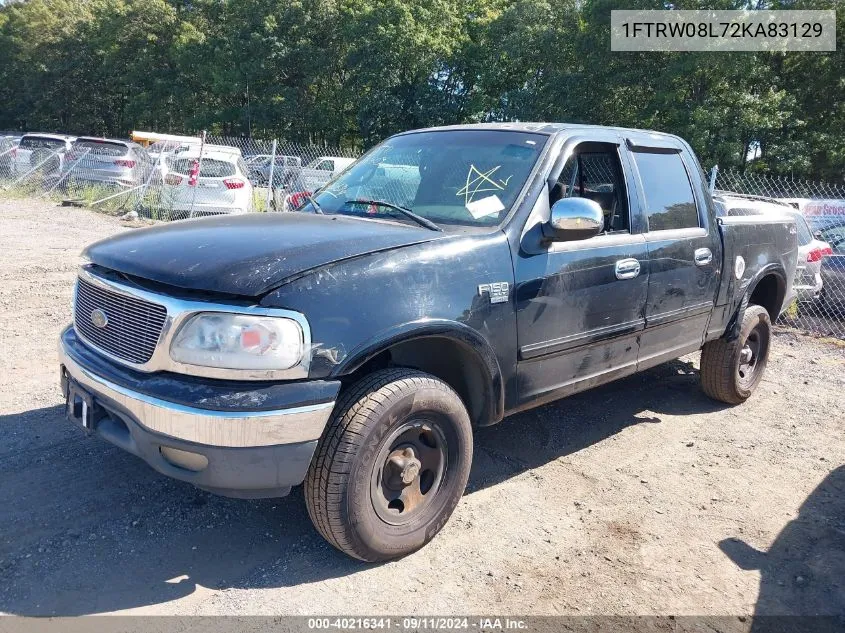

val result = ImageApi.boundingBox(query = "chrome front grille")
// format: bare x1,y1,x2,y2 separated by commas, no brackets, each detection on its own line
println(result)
74,277,167,364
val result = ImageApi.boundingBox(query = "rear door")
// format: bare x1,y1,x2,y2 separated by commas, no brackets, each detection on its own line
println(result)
627,141,722,370
514,132,650,406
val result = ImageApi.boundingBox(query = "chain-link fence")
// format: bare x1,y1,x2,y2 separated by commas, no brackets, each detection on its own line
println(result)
2,133,844,339
0,132,361,220
713,167,845,339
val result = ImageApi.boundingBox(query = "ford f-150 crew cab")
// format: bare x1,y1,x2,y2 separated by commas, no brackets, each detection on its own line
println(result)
59,123,798,561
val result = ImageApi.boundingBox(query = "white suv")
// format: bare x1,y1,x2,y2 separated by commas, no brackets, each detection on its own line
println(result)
162,145,254,217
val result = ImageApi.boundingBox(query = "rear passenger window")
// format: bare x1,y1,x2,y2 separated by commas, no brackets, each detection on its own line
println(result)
633,151,699,231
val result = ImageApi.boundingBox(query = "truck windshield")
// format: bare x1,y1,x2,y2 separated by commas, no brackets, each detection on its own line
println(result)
307,130,547,227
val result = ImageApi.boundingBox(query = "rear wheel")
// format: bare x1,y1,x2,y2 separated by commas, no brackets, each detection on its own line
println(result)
700,305,771,404
305,368,473,561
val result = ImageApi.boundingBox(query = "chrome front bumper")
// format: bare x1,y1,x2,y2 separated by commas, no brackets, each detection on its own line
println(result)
59,327,339,498
59,333,334,448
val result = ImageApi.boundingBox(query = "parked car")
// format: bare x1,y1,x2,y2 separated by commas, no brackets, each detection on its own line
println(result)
715,193,830,302
59,123,796,562
816,220,845,313
161,145,253,216
284,163,420,212
0,135,21,178
12,133,75,178
791,212,833,303
62,137,154,188
244,154,272,183
260,155,302,187
146,139,202,185
289,155,356,191
806,212,845,235
244,154,303,187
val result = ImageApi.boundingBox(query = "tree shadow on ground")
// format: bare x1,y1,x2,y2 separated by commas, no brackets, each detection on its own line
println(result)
720,466,845,624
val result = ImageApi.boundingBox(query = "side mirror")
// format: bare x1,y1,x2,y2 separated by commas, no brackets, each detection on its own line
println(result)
814,230,823,240
542,197,604,242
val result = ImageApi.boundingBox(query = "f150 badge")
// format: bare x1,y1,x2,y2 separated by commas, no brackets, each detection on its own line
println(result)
478,282,509,304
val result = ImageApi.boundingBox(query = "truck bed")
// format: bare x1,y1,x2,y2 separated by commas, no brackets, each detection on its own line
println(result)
707,214,798,341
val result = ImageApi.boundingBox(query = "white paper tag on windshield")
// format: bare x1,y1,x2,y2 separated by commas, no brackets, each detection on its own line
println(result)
466,195,505,219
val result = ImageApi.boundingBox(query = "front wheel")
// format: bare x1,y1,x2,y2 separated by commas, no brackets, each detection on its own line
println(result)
700,304,772,404
305,368,473,561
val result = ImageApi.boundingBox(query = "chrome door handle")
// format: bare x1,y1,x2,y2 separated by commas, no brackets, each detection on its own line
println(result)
695,247,713,266
615,258,641,280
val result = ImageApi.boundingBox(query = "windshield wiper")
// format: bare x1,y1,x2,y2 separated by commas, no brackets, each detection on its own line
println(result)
344,199,442,232
304,193,324,214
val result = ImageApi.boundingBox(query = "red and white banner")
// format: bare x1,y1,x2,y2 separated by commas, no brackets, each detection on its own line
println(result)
803,199,845,217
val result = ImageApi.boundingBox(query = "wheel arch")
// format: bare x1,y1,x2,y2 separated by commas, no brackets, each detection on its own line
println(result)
725,265,786,340
333,320,505,427
747,266,787,321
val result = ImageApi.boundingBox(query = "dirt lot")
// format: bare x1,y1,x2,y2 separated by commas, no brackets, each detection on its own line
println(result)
0,198,843,617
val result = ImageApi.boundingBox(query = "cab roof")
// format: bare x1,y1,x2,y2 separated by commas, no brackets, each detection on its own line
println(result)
395,122,685,145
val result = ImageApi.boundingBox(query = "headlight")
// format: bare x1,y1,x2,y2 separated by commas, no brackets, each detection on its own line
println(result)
170,313,304,370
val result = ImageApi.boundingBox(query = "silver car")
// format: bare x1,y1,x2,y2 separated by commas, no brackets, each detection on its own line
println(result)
63,137,154,188
790,210,830,302
11,133,75,178
289,155,356,192
245,154,302,187
0,135,21,179
815,220,845,314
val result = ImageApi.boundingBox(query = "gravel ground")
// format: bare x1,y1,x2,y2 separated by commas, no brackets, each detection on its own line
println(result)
0,198,843,617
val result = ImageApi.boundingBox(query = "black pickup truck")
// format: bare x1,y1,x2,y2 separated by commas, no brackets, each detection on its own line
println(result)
60,123,797,561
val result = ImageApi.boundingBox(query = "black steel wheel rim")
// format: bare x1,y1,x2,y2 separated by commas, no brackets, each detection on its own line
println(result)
370,416,449,526
738,323,768,388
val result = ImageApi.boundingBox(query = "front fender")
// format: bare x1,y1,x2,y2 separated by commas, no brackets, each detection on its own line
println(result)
336,318,505,424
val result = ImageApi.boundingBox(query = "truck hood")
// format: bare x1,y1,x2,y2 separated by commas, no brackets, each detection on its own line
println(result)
84,213,444,297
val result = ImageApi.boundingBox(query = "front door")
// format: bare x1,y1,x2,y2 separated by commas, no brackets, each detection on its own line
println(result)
514,137,649,408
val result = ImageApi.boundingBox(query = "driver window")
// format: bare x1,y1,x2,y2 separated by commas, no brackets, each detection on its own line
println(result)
551,143,629,234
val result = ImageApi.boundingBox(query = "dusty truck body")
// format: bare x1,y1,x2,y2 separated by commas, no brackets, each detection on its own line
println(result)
59,123,797,561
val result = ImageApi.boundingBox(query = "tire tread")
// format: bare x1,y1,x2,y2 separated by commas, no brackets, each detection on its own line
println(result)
701,305,770,405
305,368,466,560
